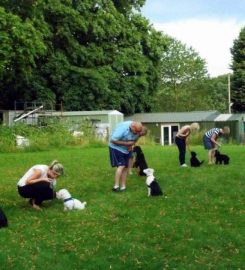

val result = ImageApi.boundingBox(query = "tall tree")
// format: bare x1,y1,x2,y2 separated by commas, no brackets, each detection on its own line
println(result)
230,26,245,112
155,37,209,111
200,75,231,113
0,6,47,108
0,0,168,115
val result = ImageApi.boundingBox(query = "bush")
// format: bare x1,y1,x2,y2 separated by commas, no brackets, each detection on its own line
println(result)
0,122,107,152
189,130,204,145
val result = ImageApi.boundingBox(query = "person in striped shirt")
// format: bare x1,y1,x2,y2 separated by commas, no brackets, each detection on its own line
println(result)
203,127,230,164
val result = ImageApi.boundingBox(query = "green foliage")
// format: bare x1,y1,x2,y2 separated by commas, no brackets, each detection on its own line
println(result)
0,122,106,152
155,37,209,112
1,0,238,114
0,5,47,108
188,130,205,145
0,0,167,115
0,145,244,269
230,26,245,112
199,75,230,113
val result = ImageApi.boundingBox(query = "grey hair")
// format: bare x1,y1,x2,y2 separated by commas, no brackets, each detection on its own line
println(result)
49,160,64,175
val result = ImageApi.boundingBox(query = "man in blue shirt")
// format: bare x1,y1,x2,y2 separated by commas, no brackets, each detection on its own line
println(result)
109,121,144,192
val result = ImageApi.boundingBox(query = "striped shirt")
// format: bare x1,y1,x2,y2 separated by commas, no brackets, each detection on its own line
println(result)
205,128,221,138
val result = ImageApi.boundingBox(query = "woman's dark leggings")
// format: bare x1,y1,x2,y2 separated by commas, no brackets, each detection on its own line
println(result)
175,136,186,165
18,181,56,206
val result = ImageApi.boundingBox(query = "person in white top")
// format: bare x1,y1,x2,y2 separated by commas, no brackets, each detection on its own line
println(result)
17,160,64,210
175,123,200,167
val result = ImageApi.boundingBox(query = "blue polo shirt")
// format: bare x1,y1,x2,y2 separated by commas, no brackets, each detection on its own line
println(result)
109,121,139,154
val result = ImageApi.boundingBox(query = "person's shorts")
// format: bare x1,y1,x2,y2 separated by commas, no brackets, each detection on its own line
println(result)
109,147,131,167
203,135,215,150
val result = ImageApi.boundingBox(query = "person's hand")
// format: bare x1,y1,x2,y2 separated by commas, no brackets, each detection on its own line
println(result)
127,141,135,146
42,178,53,183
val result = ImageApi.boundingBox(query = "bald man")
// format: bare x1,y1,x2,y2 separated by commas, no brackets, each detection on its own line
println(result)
109,121,144,192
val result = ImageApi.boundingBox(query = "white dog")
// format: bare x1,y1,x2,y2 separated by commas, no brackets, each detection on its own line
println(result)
56,189,87,211
143,168,163,197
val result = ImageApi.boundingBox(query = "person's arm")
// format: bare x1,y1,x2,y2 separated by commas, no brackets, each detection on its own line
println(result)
210,134,221,147
178,127,190,138
183,128,190,138
110,139,136,151
26,169,51,185
110,140,135,147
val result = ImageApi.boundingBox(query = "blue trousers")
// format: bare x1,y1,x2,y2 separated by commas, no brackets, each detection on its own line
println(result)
175,136,186,165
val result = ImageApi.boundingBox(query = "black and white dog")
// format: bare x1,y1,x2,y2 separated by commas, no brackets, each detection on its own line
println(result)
190,151,204,167
215,150,230,165
0,207,8,228
143,168,163,196
133,146,148,176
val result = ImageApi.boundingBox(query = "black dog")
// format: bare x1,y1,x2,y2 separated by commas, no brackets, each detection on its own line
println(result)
143,168,163,196
190,151,204,167
133,146,148,176
0,207,8,228
215,150,230,165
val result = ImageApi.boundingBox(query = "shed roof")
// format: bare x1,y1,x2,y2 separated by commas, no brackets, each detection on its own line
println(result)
39,110,123,117
125,111,220,123
214,114,244,121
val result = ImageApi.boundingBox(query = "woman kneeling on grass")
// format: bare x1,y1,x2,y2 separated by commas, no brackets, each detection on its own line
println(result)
17,160,64,210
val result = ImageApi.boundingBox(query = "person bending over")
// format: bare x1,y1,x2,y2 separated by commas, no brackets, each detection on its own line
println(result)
203,126,230,164
109,121,145,192
175,123,200,167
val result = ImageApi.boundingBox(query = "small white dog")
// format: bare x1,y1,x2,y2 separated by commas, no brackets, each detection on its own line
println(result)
56,189,87,211
143,168,163,197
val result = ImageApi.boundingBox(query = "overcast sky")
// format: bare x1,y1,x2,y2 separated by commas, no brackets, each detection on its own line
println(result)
141,0,245,77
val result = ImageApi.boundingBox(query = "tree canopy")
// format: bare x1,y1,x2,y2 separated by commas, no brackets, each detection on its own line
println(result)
154,37,209,112
0,0,235,115
0,0,168,114
231,26,245,113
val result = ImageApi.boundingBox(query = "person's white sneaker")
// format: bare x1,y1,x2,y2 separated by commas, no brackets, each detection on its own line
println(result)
181,164,188,167
120,186,126,191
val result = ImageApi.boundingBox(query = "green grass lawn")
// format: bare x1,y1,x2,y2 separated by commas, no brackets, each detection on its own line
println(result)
0,145,244,270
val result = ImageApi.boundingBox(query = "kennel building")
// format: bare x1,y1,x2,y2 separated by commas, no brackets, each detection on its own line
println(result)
125,111,244,145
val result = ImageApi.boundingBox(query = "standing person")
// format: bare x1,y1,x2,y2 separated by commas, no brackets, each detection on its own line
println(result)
203,126,230,164
17,160,64,210
175,123,200,167
109,121,144,192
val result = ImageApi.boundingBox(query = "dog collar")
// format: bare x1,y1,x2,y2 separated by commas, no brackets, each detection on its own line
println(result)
64,197,73,202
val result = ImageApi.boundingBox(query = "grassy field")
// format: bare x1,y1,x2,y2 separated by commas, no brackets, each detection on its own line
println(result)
0,145,244,270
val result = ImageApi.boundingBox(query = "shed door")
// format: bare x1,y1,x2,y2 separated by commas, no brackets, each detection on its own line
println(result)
161,125,179,145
